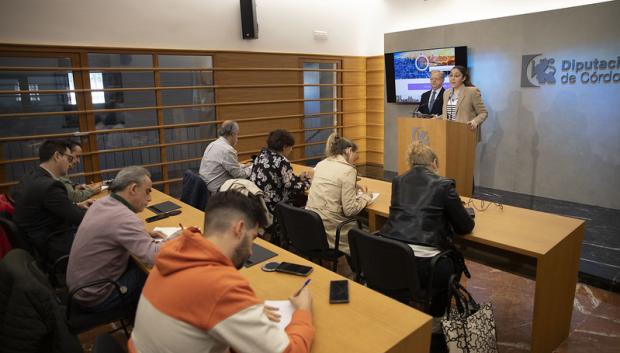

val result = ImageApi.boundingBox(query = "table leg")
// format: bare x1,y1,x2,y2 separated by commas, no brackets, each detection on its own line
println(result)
367,212,387,233
530,223,584,353
368,211,378,232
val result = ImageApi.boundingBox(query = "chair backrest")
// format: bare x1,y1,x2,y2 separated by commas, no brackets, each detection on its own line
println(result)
0,216,33,253
0,249,83,353
348,228,423,302
276,202,330,252
180,169,209,211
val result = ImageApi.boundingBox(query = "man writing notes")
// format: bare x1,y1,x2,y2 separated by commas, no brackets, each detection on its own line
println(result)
129,191,315,353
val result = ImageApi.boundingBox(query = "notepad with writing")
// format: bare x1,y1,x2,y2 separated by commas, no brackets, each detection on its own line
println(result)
152,227,182,242
264,300,294,331
358,191,380,204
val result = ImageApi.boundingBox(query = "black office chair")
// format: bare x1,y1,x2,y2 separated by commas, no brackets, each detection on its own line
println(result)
276,202,357,271
180,169,209,211
348,228,455,313
44,248,133,337
0,216,33,253
92,332,126,353
63,277,134,338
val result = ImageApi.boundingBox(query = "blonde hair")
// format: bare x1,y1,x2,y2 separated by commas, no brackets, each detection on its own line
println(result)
325,132,357,157
407,142,438,168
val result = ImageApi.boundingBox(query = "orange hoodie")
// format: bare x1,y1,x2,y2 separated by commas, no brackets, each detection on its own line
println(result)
128,228,314,353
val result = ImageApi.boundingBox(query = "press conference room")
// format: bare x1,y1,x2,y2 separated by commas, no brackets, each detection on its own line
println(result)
0,1,619,352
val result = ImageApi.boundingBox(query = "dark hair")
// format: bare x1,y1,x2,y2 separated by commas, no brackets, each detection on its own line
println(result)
38,140,71,162
204,191,268,232
451,66,473,87
267,129,295,152
66,139,82,150
325,132,357,157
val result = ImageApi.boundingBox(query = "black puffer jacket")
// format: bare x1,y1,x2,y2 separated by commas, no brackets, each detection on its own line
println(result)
0,249,82,353
378,166,474,250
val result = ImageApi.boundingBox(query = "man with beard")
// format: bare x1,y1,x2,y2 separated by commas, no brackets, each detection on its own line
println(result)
129,191,315,353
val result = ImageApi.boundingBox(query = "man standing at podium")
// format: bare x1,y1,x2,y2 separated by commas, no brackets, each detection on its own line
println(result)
416,71,445,116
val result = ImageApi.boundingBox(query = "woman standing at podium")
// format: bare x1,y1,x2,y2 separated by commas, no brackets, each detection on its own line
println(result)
440,66,488,137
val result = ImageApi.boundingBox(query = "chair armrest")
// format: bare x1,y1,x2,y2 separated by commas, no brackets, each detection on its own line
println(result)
66,278,127,320
50,254,69,288
335,218,359,251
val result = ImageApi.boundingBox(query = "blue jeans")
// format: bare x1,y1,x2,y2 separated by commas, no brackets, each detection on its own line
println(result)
81,260,147,314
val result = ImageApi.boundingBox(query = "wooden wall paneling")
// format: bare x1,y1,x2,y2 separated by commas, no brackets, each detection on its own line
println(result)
366,56,385,70
366,98,384,112
366,85,385,98
215,52,303,162
1,45,387,193
366,71,384,84
152,54,170,193
341,57,366,163
71,51,99,183
365,56,384,165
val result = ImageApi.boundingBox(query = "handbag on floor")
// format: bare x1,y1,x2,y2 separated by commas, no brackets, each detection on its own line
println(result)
441,277,498,353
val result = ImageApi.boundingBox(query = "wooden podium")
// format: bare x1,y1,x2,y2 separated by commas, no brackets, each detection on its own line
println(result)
397,116,477,197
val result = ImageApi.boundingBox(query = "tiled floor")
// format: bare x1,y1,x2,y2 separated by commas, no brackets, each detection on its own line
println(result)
465,260,620,353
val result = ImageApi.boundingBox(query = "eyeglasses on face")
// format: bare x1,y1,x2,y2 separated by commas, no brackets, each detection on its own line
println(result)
59,152,74,163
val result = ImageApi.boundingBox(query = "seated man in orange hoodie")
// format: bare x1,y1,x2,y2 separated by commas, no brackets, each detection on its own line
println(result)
129,191,315,353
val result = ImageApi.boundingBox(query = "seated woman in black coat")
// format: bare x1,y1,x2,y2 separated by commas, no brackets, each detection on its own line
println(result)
378,142,474,318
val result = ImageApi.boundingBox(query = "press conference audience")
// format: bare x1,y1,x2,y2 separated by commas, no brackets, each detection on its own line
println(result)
66,166,165,313
129,191,315,353
378,142,474,318
440,66,488,135
306,133,371,256
199,120,251,193
250,129,312,213
12,140,88,265
60,140,102,202
417,70,445,116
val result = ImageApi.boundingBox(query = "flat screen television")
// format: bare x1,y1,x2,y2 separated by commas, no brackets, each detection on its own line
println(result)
385,46,467,103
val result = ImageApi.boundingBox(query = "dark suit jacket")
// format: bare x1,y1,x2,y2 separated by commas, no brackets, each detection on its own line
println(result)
12,167,85,255
180,169,209,212
417,88,444,115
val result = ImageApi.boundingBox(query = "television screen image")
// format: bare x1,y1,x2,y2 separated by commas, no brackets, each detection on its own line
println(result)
385,46,467,104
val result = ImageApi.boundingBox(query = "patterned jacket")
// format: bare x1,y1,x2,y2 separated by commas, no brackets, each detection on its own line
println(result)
250,148,310,213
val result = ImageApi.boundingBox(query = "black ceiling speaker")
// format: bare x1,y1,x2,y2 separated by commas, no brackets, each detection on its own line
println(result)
240,0,258,39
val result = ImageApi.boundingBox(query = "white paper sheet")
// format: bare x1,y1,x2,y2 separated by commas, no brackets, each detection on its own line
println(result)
152,227,182,242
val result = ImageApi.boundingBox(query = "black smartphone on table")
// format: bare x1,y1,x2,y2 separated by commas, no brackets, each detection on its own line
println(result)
329,280,349,304
274,262,313,276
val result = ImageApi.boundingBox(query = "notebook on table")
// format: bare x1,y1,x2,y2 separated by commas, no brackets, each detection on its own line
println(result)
245,243,278,267
147,201,181,214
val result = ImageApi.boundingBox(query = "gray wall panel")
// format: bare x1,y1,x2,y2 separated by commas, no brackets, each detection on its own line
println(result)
384,1,620,209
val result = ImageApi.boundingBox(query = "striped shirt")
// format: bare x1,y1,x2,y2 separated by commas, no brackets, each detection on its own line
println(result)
446,94,458,121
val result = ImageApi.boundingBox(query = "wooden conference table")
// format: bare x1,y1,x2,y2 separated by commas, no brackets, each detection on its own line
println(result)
134,188,431,353
293,163,584,353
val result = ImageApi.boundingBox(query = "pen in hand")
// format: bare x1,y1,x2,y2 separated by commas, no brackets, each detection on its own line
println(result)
295,279,311,296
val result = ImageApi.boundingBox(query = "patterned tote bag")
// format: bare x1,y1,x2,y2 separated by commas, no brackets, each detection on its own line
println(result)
441,279,498,353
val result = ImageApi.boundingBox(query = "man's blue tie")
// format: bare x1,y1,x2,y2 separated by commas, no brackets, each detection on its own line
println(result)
428,90,436,112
